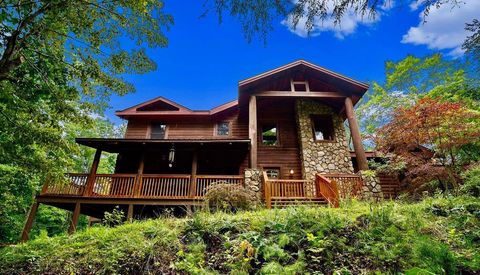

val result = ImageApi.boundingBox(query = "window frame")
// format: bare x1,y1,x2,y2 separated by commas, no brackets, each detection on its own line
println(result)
214,121,231,137
310,115,335,142
149,122,168,139
264,167,281,179
260,122,280,147
290,80,310,92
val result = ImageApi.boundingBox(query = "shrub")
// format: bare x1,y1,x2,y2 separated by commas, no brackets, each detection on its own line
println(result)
103,206,125,226
205,183,256,212
460,164,480,197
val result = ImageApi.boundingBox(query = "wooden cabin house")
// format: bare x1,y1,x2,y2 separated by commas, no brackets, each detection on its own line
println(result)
22,60,375,241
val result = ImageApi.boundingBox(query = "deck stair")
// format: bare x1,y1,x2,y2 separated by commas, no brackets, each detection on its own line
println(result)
263,172,363,208
271,197,327,208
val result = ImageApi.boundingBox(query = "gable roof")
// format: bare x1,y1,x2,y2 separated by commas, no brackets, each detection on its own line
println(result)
116,60,370,120
115,97,238,119
238,59,369,94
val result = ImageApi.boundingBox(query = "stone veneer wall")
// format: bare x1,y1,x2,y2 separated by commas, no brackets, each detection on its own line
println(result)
360,171,383,200
296,99,354,181
244,169,262,202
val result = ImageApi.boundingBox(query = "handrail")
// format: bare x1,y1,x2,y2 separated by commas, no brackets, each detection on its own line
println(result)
323,174,363,199
40,173,244,199
263,173,318,208
315,174,340,208
262,171,271,208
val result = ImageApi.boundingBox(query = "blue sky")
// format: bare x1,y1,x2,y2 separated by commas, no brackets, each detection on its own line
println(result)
106,0,477,124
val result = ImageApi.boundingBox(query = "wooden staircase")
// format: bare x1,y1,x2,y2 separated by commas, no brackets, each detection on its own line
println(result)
271,197,327,208
262,172,345,208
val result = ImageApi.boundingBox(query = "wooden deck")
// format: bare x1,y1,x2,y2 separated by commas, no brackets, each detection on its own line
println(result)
35,173,245,220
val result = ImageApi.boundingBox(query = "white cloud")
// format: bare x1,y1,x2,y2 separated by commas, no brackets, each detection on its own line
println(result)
282,1,393,39
401,0,479,57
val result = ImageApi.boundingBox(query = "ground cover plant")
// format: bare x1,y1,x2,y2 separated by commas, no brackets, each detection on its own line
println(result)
1,194,478,274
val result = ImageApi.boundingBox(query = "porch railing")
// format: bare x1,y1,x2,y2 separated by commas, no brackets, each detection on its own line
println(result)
40,173,244,199
263,172,364,208
322,173,363,199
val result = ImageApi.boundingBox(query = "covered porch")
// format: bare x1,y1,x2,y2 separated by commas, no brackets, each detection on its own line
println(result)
22,138,249,241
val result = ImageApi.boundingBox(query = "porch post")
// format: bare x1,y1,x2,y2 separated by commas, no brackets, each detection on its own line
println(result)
84,149,102,196
20,202,39,242
189,150,198,197
133,153,145,198
68,202,81,234
345,97,368,171
249,95,258,168
127,204,134,222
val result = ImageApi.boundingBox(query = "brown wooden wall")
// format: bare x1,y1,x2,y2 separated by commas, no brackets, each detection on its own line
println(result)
256,98,302,179
122,101,303,178
124,109,248,140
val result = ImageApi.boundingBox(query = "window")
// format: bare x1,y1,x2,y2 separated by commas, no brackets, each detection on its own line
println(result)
150,123,166,139
216,122,230,136
291,81,310,92
262,124,278,146
311,115,335,141
265,167,280,179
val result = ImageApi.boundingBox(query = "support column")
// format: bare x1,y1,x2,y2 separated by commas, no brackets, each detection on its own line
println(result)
133,153,145,197
189,150,198,197
249,95,258,168
84,149,102,196
21,202,39,242
68,202,81,234
127,204,134,222
345,97,368,171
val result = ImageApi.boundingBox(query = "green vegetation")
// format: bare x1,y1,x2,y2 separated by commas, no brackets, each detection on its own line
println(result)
0,0,169,243
1,195,479,274
205,183,258,212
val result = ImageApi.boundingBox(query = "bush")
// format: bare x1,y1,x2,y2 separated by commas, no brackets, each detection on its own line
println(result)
205,182,256,212
460,164,480,197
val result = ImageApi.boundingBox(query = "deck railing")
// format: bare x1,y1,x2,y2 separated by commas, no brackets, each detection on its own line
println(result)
322,173,363,199
263,172,317,208
194,175,245,198
263,172,363,208
315,174,340,207
140,174,191,198
41,173,244,199
41,173,88,196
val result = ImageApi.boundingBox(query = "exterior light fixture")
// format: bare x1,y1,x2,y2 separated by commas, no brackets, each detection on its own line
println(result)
168,144,175,168
289,169,294,175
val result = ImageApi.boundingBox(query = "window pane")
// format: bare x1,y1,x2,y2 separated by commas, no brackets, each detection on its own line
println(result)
312,116,334,141
262,124,278,145
151,123,166,139
265,168,280,179
217,122,229,136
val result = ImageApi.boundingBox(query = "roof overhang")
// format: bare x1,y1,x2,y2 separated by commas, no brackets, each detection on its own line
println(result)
76,138,251,153
115,98,238,120
238,60,369,112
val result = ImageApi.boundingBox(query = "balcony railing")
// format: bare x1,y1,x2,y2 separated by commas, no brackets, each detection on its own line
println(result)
41,173,244,199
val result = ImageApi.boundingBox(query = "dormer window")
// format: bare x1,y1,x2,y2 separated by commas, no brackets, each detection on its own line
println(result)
216,122,230,136
150,123,167,139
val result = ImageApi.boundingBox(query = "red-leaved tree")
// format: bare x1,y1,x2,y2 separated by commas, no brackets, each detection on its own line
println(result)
376,97,480,192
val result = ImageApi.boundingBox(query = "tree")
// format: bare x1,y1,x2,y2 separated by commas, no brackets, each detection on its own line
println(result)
375,97,480,192
464,19,480,64
206,0,468,42
357,54,479,139
0,1,170,243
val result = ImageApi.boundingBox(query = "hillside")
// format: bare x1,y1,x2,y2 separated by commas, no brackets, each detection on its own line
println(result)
1,196,479,274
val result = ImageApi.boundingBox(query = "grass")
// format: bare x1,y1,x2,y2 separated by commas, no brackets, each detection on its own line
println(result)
1,195,479,274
